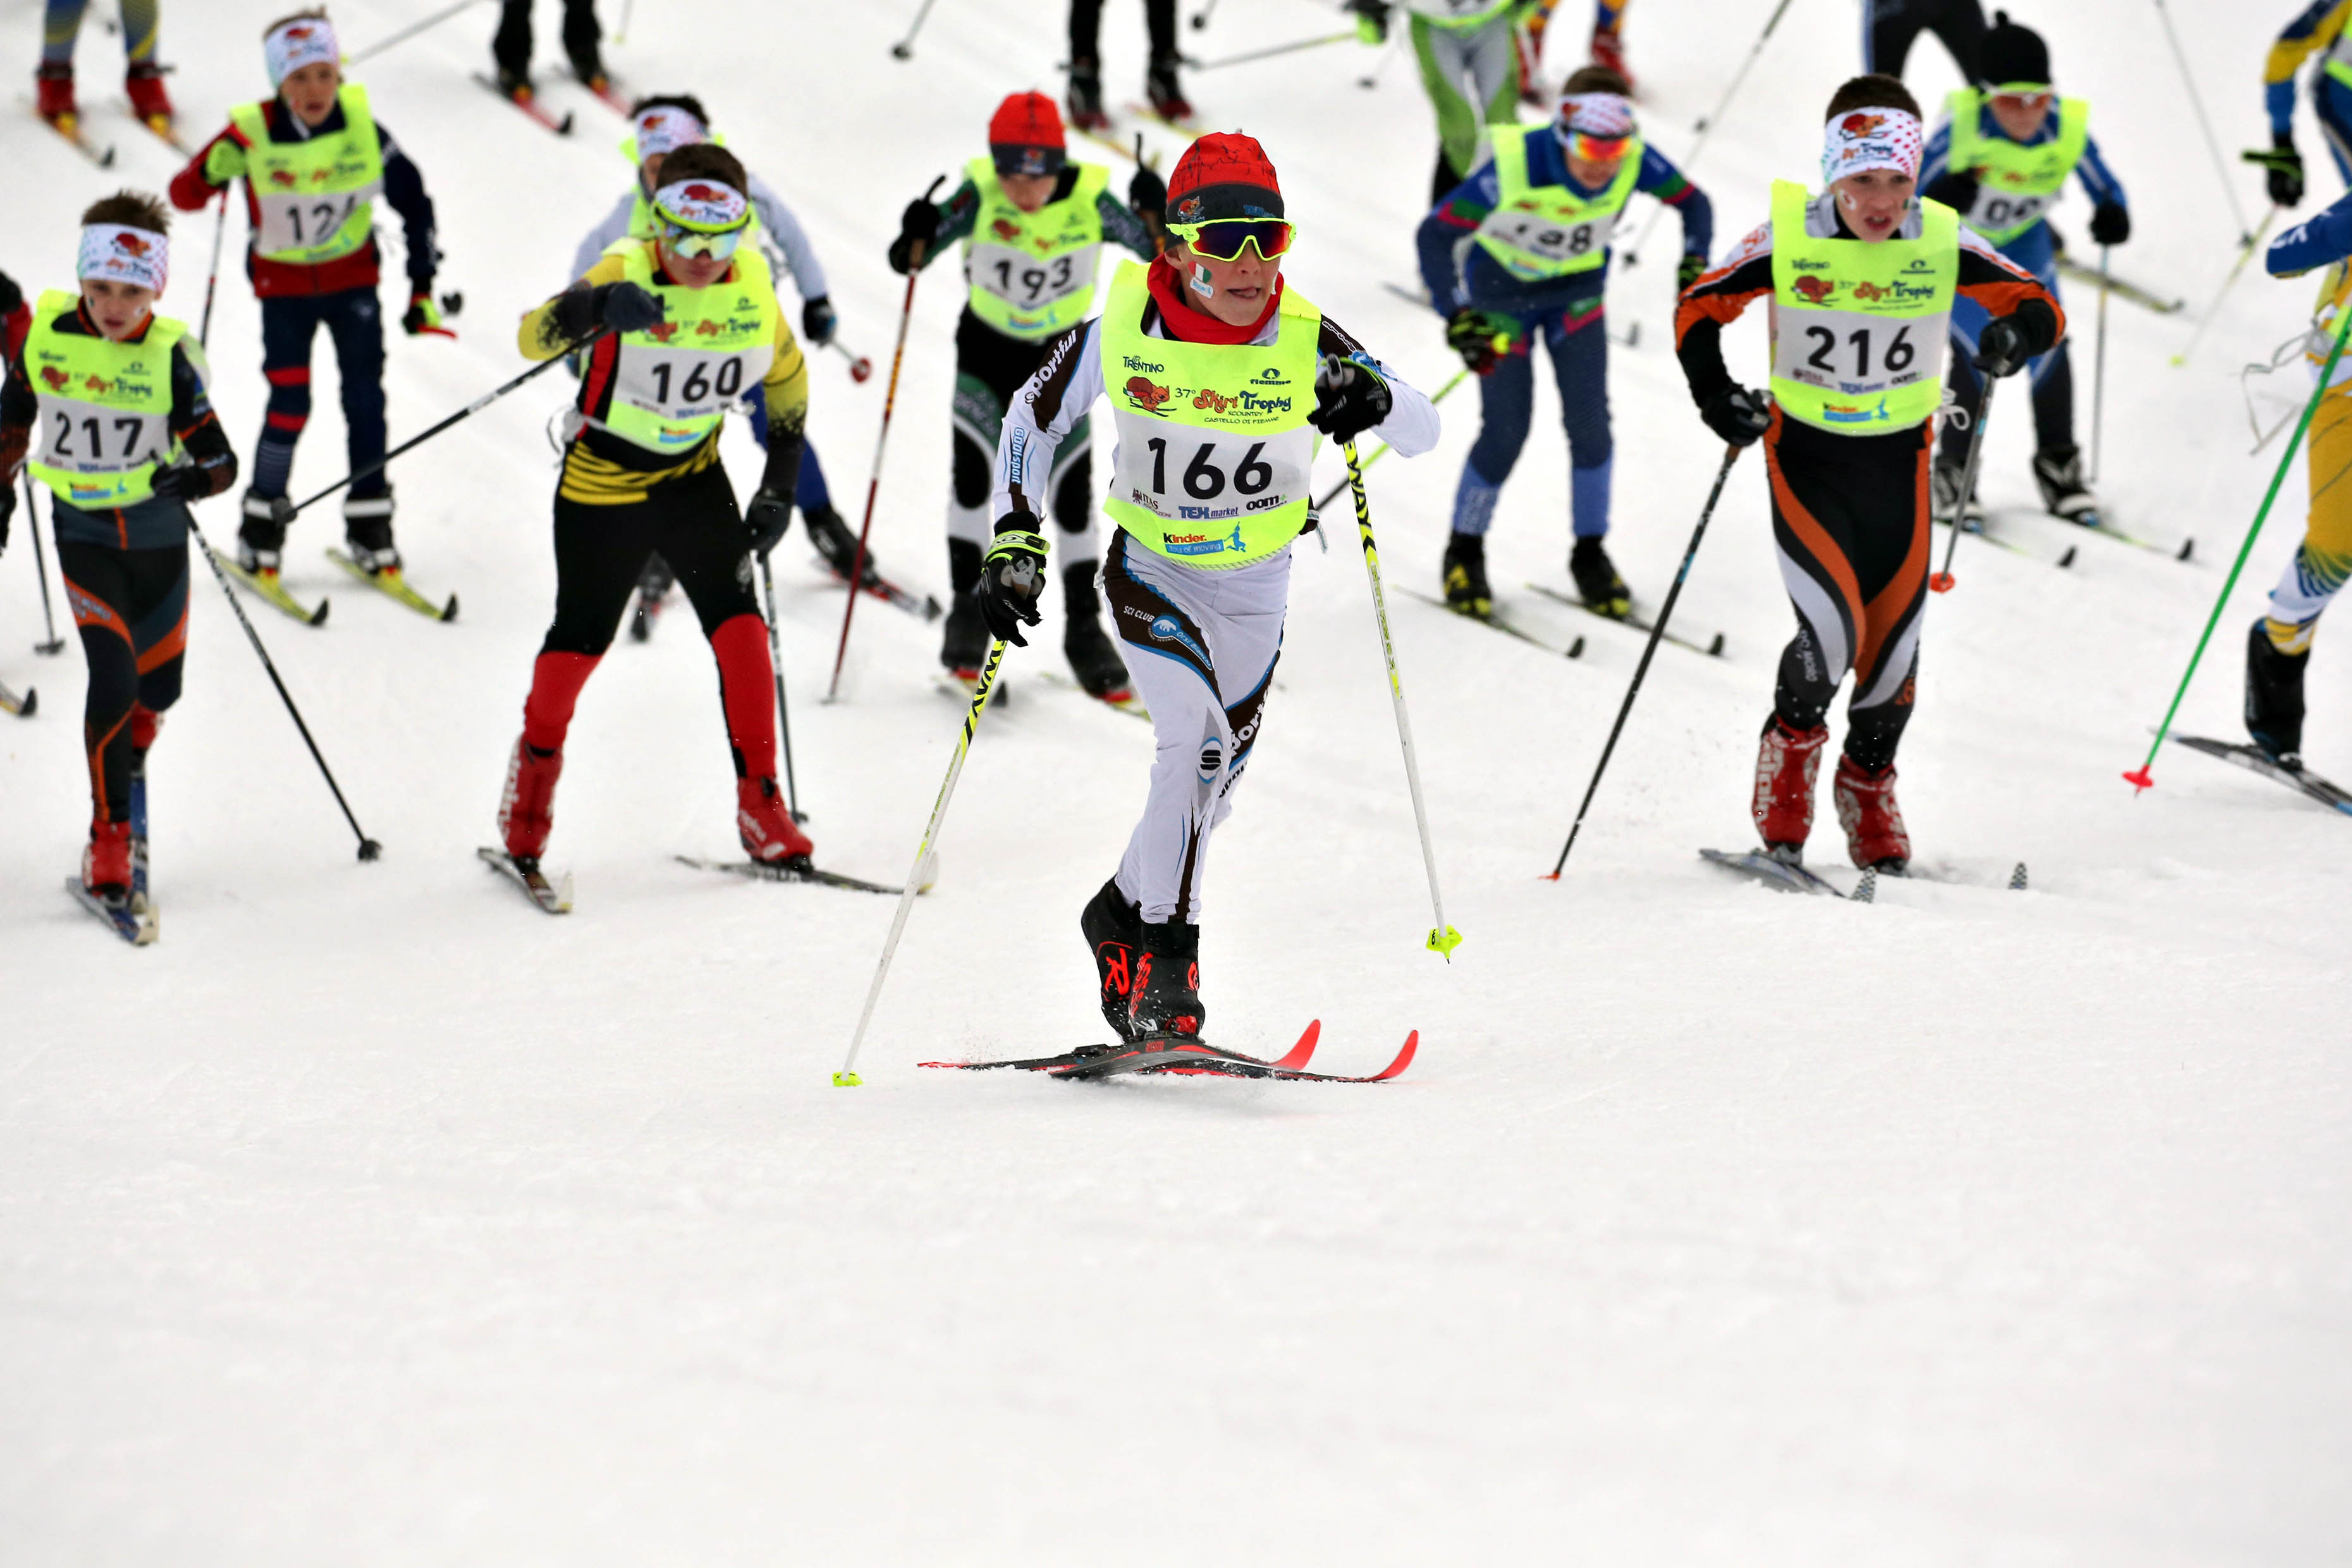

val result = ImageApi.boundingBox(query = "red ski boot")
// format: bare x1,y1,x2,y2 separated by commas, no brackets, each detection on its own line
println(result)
35,61,75,126
1751,714,1828,861
1833,756,1911,872
737,776,814,864
84,818,133,898
125,61,174,129
497,737,563,862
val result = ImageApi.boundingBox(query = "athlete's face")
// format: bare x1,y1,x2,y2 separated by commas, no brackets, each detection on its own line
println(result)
1000,171,1056,214
656,238,731,290
1832,168,1915,242
81,278,157,341
280,61,340,127
1989,90,2053,142
1168,238,1282,326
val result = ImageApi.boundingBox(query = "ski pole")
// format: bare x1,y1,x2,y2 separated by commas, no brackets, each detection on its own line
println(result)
23,471,66,654
1930,371,2000,594
827,177,942,702
828,337,874,383
1357,27,1401,89
1190,0,1221,30
2126,302,2352,792
1620,0,1792,268
198,188,228,348
835,637,1007,1086
283,327,609,517
1192,30,1358,72
613,0,635,45
890,0,943,59
186,515,382,861
2150,0,2254,247
1343,438,1461,959
343,0,487,67
757,553,805,823
1312,369,1469,513
2092,245,2111,482
2172,207,2279,368
1545,444,1741,879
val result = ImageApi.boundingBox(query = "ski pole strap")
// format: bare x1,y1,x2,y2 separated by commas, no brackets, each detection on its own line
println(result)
1930,372,1999,592
2135,299,2352,778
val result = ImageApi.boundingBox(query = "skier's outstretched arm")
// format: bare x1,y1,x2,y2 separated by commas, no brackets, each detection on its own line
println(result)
993,322,1100,521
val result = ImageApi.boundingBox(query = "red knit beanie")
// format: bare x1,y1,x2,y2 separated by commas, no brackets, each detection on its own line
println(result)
988,90,1066,176
1167,132,1283,223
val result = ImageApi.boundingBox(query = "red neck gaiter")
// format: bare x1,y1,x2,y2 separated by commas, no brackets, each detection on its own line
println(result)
1148,255,1282,345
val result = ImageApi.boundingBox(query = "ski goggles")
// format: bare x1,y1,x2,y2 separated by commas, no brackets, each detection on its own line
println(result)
657,219,747,259
651,177,752,259
1563,130,1632,164
1165,217,1296,262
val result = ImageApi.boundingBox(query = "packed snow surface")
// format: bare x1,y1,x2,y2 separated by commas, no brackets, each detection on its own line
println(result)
4,0,2346,1560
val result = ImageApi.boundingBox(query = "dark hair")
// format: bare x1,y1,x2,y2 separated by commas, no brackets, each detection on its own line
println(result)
657,141,747,192
630,92,711,125
262,5,329,40
1562,65,1631,97
1825,73,1920,121
81,190,171,235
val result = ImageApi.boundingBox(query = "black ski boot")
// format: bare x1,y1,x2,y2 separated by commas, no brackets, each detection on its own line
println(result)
630,552,675,642
2246,618,2309,763
1146,51,1192,121
1570,535,1629,618
342,489,399,575
1063,561,1132,698
1066,56,1108,130
2032,443,2100,525
941,539,986,675
237,489,290,574
1081,876,1144,1039
1442,530,1491,618
805,504,881,589
1129,917,1204,1038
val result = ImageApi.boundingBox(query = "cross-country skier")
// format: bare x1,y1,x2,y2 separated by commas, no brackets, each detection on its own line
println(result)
1863,0,1987,83
570,94,883,636
1920,11,2127,526
1065,0,1186,131
2258,1,2352,209
493,0,603,101
2244,188,2352,762
888,90,1165,701
167,9,443,590
35,0,175,135
0,191,240,912
1378,1,1546,206
1675,74,2062,872
1416,66,1711,618
984,132,1440,1038
498,142,814,873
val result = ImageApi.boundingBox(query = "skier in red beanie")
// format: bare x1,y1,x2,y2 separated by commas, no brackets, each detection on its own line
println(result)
983,132,1442,1041
890,92,1167,706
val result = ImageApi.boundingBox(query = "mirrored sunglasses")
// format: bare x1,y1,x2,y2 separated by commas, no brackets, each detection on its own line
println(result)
1168,218,1296,262
660,220,746,260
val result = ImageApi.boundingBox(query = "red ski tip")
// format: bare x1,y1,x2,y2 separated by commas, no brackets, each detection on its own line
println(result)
1273,1019,1320,1071
2122,766,2155,793
1370,1030,1418,1082
1929,571,1956,593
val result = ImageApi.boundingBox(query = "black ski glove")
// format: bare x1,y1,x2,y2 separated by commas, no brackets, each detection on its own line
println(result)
1699,383,1771,447
801,296,837,346
1974,315,2033,377
1128,163,1167,217
0,475,12,551
2089,201,2131,247
976,518,1050,646
1445,307,1516,374
1310,353,1393,443
594,281,665,333
1677,254,1706,294
747,489,793,557
900,198,942,250
1923,170,1980,218
147,463,200,501
2247,132,2305,209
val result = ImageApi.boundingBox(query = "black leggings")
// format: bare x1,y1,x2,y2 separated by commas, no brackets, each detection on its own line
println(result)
493,0,599,74
58,539,188,823
544,463,757,658
1069,0,1176,63
1763,420,1930,770
1865,0,1984,82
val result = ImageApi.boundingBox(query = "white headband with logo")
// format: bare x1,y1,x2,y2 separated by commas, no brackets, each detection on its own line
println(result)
1822,106,1924,183
265,17,339,87
632,106,707,161
652,178,749,233
78,223,169,293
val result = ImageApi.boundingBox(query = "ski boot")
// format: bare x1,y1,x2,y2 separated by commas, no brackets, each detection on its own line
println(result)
1832,754,1911,872
1066,56,1109,132
1129,917,1204,1038
1752,713,1828,861
568,46,608,92
125,61,174,130
1571,535,1630,618
1442,531,1493,619
35,61,75,126
805,505,881,590
238,490,290,575
630,553,675,642
1146,51,1192,123
2031,443,2100,526
1588,27,1637,94
342,491,400,575
493,64,532,101
1932,453,1983,527
498,737,563,864
1081,876,1144,1039
2245,617,2310,764
83,818,134,901
738,775,814,864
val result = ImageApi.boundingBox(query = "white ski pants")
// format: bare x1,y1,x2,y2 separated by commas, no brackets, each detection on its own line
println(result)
1101,528,1290,924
